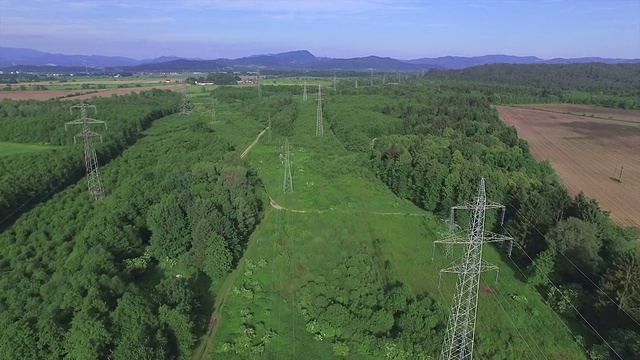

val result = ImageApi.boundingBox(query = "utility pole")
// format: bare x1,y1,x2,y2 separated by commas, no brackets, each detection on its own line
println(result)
180,83,191,115
283,137,293,193
303,81,308,101
433,178,513,360
65,103,107,200
316,84,323,137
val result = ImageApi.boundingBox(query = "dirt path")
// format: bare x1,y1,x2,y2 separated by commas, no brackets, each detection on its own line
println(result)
268,196,427,216
240,128,268,159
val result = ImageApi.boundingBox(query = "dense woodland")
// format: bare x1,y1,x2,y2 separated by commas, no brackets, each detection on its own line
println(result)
0,64,638,358
0,94,263,358
0,90,179,227
425,63,640,109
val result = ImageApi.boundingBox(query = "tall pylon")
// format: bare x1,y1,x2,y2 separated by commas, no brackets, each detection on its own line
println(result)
355,78,358,88
433,178,513,360
283,138,293,193
268,114,272,143
316,84,323,137
257,72,262,97
65,103,107,200
303,81,308,101
333,74,337,93
180,84,191,115
370,70,374,86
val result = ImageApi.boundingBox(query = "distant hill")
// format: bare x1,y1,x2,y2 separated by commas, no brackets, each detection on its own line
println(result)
408,54,640,69
0,47,186,68
407,55,543,69
1,47,639,72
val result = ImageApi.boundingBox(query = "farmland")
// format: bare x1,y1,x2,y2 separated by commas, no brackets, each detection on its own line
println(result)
0,84,183,101
518,104,640,123
497,105,640,228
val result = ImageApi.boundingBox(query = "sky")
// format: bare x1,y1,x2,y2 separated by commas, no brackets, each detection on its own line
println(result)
0,0,639,60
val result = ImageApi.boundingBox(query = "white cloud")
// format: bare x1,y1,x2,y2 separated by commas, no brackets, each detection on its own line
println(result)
115,17,175,24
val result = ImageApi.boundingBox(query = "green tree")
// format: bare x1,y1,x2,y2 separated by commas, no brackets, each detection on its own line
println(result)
527,249,555,287
148,194,190,260
597,252,640,326
546,217,602,282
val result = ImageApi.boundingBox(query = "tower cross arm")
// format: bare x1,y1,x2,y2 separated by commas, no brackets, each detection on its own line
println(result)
434,233,468,245
440,260,499,274
482,231,513,243
65,118,107,130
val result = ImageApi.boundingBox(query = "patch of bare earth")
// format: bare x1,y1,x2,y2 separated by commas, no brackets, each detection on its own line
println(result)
497,106,640,228
518,104,640,123
0,85,182,101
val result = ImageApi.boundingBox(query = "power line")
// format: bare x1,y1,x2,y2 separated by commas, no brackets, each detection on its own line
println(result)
65,103,107,200
507,204,640,329
316,84,323,137
502,224,624,359
434,177,513,360
283,138,293,194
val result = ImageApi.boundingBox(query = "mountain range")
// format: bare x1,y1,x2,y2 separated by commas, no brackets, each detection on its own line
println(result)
1,47,638,72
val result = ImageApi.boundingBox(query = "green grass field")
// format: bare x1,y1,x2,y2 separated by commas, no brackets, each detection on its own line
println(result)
0,141,57,156
192,90,587,359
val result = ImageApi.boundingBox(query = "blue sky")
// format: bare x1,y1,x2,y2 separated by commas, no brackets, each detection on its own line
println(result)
0,0,638,60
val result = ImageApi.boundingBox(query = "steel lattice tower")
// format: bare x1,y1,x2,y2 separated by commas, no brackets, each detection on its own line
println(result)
316,84,323,137
370,70,374,86
355,78,358,88
333,74,337,93
65,103,107,200
303,81,308,101
433,178,513,360
257,72,262,97
283,138,293,193
180,84,191,115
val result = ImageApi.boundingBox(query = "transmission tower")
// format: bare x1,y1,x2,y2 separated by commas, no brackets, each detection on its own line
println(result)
257,72,262,97
383,74,387,85
316,84,323,137
355,78,358,88
333,74,337,93
433,178,513,360
180,84,191,115
370,70,374,87
283,138,293,193
65,103,107,200
303,81,308,101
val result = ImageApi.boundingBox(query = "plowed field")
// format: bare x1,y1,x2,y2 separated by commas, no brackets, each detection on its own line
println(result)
497,106,640,228
0,84,182,101
518,104,640,123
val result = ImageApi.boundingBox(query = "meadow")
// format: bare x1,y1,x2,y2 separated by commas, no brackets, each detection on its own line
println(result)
0,141,57,156
196,88,586,359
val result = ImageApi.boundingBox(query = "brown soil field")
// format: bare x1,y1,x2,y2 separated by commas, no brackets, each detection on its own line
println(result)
497,106,640,228
1,85,182,101
14,79,180,86
518,104,640,123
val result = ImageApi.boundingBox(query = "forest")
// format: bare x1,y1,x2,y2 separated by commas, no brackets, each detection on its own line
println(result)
0,63,638,359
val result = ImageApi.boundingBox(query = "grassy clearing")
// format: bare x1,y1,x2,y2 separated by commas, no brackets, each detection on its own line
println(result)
0,141,58,156
194,89,586,359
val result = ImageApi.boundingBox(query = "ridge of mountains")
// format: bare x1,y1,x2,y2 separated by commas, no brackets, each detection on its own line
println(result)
1,47,638,72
